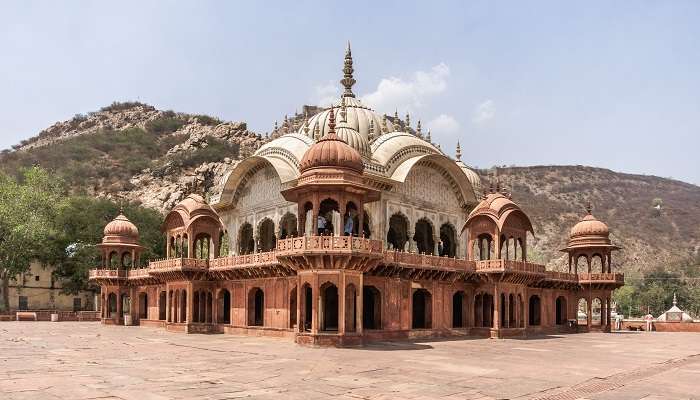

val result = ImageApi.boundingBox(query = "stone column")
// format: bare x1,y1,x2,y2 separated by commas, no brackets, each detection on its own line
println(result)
433,235,440,256
493,287,500,331
504,293,510,328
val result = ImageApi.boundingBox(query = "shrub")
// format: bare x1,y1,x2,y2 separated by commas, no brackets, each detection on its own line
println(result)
146,116,186,135
100,101,153,112
193,114,222,126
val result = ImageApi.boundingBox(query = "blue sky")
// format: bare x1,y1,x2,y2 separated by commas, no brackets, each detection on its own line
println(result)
1,1,698,184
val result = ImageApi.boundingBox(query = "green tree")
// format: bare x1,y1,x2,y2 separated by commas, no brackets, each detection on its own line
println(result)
0,167,66,311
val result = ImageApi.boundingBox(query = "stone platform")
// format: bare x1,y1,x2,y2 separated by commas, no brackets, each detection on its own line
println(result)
1,322,698,399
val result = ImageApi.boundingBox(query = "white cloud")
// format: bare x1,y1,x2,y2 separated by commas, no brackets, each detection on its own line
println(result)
361,63,450,113
312,81,339,107
473,100,495,124
427,114,460,134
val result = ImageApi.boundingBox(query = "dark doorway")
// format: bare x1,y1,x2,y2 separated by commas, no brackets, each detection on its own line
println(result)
412,289,432,329
453,291,465,328
248,288,264,326
321,283,339,331
363,286,382,329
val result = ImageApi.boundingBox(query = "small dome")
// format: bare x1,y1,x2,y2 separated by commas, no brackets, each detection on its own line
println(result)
570,213,610,238
456,160,482,198
300,98,395,142
335,122,371,158
299,108,363,174
104,213,139,238
177,194,216,215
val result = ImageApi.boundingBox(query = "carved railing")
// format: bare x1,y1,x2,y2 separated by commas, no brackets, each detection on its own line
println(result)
209,251,279,270
546,271,579,282
382,251,476,272
578,273,625,283
475,259,546,274
148,258,209,272
127,268,151,279
88,269,127,279
276,236,384,255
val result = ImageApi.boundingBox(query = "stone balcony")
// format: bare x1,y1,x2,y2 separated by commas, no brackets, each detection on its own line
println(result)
367,251,476,281
578,272,625,289
89,268,127,282
147,258,209,280
275,236,384,271
208,251,293,279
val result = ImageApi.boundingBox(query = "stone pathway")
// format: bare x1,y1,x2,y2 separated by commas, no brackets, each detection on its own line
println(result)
1,323,699,399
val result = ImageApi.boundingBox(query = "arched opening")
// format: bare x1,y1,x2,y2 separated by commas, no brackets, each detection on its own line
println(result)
303,202,313,236
452,291,466,328
578,298,588,325
500,293,507,327
509,293,516,327
279,213,298,239
576,255,588,273
387,213,409,251
182,234,188,257
248,288,264,326
205,291,212,323
363,286,382,330
219,231,230,257
158,291,166,320
591,255,604,273
362,211,371,238
414,219,435,255
193,290,200,322
138,292,148,319
289,286,297,329
122,252,132,268
592,298,602,326
258,218,276,252
518,294,524,328
477,234,493,260
167,290,173,322
439,223,457,257
529,295,541,326
169,237,176,258
109,251,119,267
301,284,312,332
121,294,130,317
345,284,357,332
238,223,254,255
320,282,339,331
107,293,117,318
500,235,508,259
555,296,567,325
194,233,211,259
344,201,358,236
412,289,432,329
318,198,339,235
218,289,231,324
473,293,494,327
179,290,187,323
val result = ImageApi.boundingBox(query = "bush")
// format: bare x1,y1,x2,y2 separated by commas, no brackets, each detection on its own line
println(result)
146,116,186,135
193,114,222,126
100,101,153,112
151,138,239,175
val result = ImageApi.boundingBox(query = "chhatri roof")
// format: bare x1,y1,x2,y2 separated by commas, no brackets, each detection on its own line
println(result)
562,203,619,251
102,211,140,245
464,190,534,233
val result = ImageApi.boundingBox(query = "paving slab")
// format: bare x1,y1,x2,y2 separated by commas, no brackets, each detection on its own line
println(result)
0,322,699,399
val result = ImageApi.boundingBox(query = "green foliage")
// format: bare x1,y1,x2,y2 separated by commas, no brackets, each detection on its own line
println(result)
0,128,185,192
614,258,700,318
145,113,187,135
193,114,222,126
100,101,154,112
47,197,165,294
152,138,239,175
0,167,67,310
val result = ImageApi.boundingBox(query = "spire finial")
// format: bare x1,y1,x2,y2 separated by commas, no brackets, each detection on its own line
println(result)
340,41,356,98
119,205,124,215
405,113,410,132
586,201,592,215
313,124,320,141
274,121,278,131
426,129,432,142
381,115,387,133
416,120,422,137
456,141,462,160
328,107,336,134
673,292,677,306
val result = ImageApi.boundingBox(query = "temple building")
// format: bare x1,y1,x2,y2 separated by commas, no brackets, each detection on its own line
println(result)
89,44,624,345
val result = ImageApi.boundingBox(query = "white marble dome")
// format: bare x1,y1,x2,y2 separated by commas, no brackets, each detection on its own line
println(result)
299,97,394,144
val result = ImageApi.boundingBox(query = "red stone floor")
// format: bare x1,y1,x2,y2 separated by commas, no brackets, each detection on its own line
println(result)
1,322,698,399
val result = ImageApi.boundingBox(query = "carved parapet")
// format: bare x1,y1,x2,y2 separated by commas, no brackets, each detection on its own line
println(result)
368,251,475,281
208,251,293,280
88,268,128,286
276,236,383,271
578,272,625,289
147,258,209,281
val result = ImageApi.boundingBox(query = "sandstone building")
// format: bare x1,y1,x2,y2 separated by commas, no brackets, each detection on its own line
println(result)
90,45,624,344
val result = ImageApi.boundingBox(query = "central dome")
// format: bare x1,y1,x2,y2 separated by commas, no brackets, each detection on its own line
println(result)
299,108,363,174
298,43,395,146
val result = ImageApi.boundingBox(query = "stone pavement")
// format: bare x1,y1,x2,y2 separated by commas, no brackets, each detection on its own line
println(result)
1,323,699,399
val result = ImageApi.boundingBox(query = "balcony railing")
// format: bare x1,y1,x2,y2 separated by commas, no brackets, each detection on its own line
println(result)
127,268,151,279
546,271,579,282
475,259,547,274
382,251,475,272
209,251,279,270
88,269,127,279
148,258,209,272
578,273,625,283
276,236,384,255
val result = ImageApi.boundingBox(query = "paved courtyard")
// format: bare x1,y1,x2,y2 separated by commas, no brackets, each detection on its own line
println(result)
1,323,699,399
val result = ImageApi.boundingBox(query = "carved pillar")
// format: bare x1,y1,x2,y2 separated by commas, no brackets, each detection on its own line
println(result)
433,235,439,256
493,286,500,330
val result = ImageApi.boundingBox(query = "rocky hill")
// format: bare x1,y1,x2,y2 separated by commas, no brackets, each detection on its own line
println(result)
2,102,699,274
